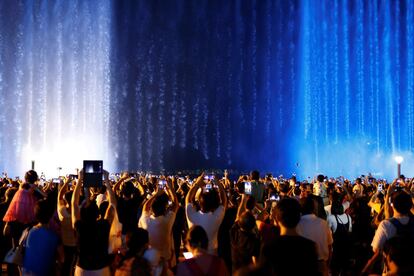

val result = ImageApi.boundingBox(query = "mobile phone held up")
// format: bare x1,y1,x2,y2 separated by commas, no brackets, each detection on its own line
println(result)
244,181,252,195
83,160,103,187
158,180,167,189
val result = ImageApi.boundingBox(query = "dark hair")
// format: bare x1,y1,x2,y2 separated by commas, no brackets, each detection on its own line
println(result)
186,225,209,250
331,199,344,215
317,174,325,182
299,196,315,215
152,193,169,217
274,197,301,228
80,200,99,222
199,190,220,213
126,227,149,255
355,178,362,184
35,199,55,224
391,191,413,215
383,237,414,274
25,170,38,184
279,182,290,193
250,170,260,181
121,181,135,198
238,211,256,232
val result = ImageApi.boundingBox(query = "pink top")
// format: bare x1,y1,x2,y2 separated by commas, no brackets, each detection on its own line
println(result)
3,188,36,224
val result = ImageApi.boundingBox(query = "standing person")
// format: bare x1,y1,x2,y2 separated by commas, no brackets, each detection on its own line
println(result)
176,225,228,276
3,170,39,276
249,170,265,206
313,175,328,205
296,196,333,276
363,190,414,275
138,177,179,270
57,177,77,276
185,173,227,254
22,199,63,276
327,199,352,276
239,197,319,275
71,169,116,276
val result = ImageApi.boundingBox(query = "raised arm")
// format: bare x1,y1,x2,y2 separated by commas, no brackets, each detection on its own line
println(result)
104,170,117,224
71,170,83,229
217,178,228,209
165,178,179,213
185,173,204,206
236,194,248,221
57,177,70,221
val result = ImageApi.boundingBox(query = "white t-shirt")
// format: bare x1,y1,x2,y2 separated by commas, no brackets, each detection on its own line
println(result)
186,204,225,253
138,210,176,265
327,213,352,233
296,214,333,261
371,216,411,252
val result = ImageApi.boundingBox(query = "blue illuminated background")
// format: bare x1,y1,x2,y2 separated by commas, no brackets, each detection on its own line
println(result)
0,0,413,179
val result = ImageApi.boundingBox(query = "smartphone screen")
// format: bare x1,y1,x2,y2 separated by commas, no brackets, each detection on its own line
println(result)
244,182,252,195
183,252,193,259
52,178,60,184
158,180,166,189
83,160,103,187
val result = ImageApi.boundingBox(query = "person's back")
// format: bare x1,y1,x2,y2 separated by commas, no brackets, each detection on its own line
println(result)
22,199,61,276
261,235,319,276
251,197,319,276
230,212,260,272
23,226,60,275
296,196,333,270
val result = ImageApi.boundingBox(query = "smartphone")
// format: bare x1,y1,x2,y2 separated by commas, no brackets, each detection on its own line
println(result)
269,194,280,201
7,183,12,187
69,174,78,180
183,252,193,259
83,160,103,187
244,182,252,195
52,178,60,184
204,184,212,192
378,184,383,192
158,180,167,189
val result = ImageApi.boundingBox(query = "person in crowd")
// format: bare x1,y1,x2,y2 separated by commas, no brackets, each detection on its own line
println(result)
22,199,63,276
230,194,261,272
237,197,319,275
176,225,228,276
57,176,77,276
353,178,365,198
138,177,179,270
296,196,333,276
382,236,414,275
114,174,144,236
0,186,17,274
249,171,265,206
3,170,40,245
363,189,414,275
327,198,352,276
71,169,116,276
313,174,328,205
114,227,152,276
185,173,227,254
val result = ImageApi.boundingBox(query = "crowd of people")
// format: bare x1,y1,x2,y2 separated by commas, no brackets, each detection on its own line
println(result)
0,169,413,276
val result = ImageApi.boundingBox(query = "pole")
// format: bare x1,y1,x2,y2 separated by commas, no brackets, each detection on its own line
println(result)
397,163,401,178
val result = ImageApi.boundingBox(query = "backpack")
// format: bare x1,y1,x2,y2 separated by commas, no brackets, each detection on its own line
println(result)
388,215,414,241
